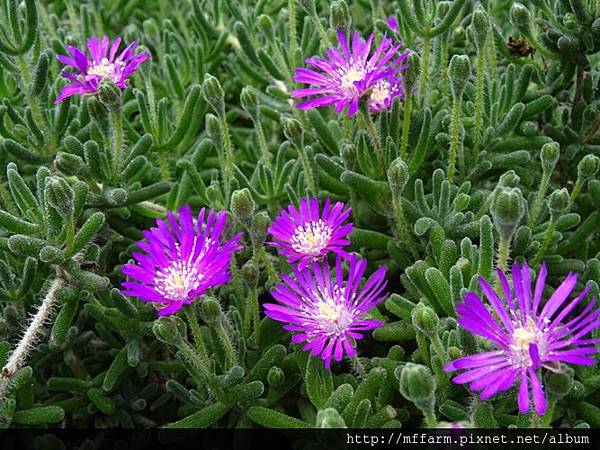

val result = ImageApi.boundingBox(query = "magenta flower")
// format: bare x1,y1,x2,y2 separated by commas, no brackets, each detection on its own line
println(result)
386,17,400,33
121,205,242,316
264,255,387,368
291,30,409,116
55,36,150,103
268,198,353,270
445,261,600,415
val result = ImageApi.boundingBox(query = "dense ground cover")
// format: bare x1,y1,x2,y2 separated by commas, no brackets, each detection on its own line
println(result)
0,0,600,429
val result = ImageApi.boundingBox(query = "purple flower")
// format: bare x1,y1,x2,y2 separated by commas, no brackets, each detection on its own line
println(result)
55,36,150,103
291,30,409,116
121,205,242,316
268,198,353,270
445,261,600,415
386,16,400,33
264,254,387,368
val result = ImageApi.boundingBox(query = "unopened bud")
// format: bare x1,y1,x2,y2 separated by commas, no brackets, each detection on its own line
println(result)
202,74,225,116
469,7,490,50
577,154,600,181
267,366,285,387
231,188,255,228
498,170,520,187
412,303,439,339
250,211,270,250
448,55,471,99
241,261,259,287
509,3,531,34
56,152,85,175
281,117,304,149
97,80,122,112
404,52,420,94
153,317,185,345
330,0,351,32
387,158,409,197
199,296,223,325
548,188,570,220
240,86,259,117
397,363,436,414
540,142,560,173
490,187,525,241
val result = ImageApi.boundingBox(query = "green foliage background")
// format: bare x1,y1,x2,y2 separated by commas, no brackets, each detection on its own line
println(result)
0,0,599,429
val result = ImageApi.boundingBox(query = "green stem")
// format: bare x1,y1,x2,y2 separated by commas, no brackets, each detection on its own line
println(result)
486,28,498,80
351,357,367,379
359,110,384,174
533,221,556,265
177,340,224,401
259,247,279,285
391,194,418,258
497,237,510,272
110,110,124,178
311,12,332,48
431,334,447,363
529,171,551,226
399,95,412,160
424,409,437,428
542,400,556,427
298,146,318,195
244,286,259,340
64,219,75,256
254,116,272,167
216,323,238,369
473,51,485,156
184,307,208,362
438,37,449,100
418,37,431,104
219,115,235,202
157,150,172,182
570,179,584,202
447,95,462,183
288,0,297,66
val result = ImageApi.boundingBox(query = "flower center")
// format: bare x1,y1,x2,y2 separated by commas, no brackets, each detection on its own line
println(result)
509,320,545,368
369,79,390,106
154,260,202,301
290,220,333,256
87,58,118,79
340,66,365,93
313,293,352,333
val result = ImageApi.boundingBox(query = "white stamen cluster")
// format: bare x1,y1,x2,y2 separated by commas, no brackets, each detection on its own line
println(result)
508,319,546,368
87,57,121,80
154,259,202,301
291,220,333,256
339,65,366,94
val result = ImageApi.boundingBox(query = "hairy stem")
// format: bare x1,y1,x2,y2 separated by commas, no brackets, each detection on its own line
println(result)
473,51,485,156
184,307,208,362
216,322,238,369
359,110,384,174
418,37,431,104
529,171,551,225
533,221,556,265
399,95,412,160
497,237,510,272
0,274,64,401
447,95,462,183
110,110,124,178
219,115,235,202
288,0,297,66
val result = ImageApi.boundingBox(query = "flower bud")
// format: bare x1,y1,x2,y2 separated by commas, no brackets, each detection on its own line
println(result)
387,158,409,197
257,14,274,40
281,117,304,149
469,6,490,50
403,52,420,95
540,142,560,173
548,188,570,221
448,55,471,99
46,176,74,220
205,113,221,144
241,260,259,288
231,188,255,228
577,154,600,181
153,317,184,345
39,245,65,264
202,74,225,116
412,303,439,339
544,366,574,400
240,86,259,117
498,170,520,187
490,187,525,241
340,142,356,169
106,188,128,206
199,296,223,325
267,366,285,387
397,363,436,414
56,152,86,175
250,211,270,250
330,0,351,32
316,408,346,428
97,80,122,112
509,3,531,34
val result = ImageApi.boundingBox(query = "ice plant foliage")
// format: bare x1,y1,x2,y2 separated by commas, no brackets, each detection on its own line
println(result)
291,31,409,116
268,197,353,270
264,255,387,368
55,36,150,102
121,205,242,316
445,261,600,414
